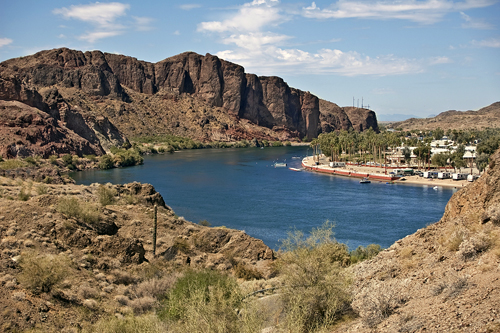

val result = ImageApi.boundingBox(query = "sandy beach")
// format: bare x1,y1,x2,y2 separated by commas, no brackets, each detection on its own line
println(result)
302,155,472,189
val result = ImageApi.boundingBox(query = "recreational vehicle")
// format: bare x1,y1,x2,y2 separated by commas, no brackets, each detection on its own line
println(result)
452,173,468,181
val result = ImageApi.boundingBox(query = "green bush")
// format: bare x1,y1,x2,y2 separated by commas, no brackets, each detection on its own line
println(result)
99,154,114,170
84,154,97,162
272,141,283,147
62,154,73,166
19,250,72,294
350,244,382,264
98,185,116,206
49,155,58,165
0,159,26,170
276,221,352,332
24,156,37,165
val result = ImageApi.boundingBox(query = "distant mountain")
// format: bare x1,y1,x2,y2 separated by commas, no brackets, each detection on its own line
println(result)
376,113,421,122
0,48,377,158
388,102,500,131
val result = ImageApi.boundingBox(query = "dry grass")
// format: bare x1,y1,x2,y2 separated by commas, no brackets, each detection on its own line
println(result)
84,314,168,333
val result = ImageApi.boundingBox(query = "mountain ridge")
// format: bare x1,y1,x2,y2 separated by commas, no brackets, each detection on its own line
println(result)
0,48,377,158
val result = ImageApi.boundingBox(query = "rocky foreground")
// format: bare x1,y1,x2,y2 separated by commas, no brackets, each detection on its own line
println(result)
0,178,274,332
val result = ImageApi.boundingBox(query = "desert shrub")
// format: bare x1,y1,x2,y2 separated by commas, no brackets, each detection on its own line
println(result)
49,155,58,165
234,263,263,281
272,141,283,147
36,184,48,195
276,221,352,332
84,154,97,162
61,154,73,165
24,156,37,165
18,250,72,294
98,185,116,206
0,159,26,169
99,154,114,170
57,197,100,225
85,314,167,333
128,296,158,314
130,277,175,301
79,285,99,299
352,279,408,328
350,244,382,264
199,219,211,227
284,141,292,146
111,269,138,285
159,269,262,332
18,187,30,201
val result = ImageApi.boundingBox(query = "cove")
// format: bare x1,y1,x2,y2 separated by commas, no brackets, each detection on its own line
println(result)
70,146,456,250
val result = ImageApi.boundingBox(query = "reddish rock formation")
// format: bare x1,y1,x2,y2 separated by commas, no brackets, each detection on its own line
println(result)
0,100,103,158
0,48,379,154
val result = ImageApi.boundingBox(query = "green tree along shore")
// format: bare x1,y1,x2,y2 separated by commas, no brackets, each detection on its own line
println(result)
311,127,500,172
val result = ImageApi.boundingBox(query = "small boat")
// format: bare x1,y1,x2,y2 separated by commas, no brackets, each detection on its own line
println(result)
289,167,303,172
359,177,371,184
274,162,287,167
291,156,301,159
433,186,439,190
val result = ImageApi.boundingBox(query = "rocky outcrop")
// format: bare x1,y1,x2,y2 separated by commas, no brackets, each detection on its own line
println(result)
319,100,353,133
0,100,104,158
343,107,378,132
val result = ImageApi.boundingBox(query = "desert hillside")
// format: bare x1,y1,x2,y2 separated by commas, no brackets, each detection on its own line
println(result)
0,48,377,158
332,147,500,332
389,102,500,131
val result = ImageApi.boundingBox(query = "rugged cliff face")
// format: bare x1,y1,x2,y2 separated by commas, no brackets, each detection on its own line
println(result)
0,48,378,157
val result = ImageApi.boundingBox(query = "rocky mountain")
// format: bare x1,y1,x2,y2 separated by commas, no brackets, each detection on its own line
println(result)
389,102,500,131
0,48,377,158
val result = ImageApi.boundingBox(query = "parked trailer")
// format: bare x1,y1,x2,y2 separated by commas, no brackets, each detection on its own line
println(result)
452,173,468,181
423,171,438,178
438,172,451,179
467,175,480,182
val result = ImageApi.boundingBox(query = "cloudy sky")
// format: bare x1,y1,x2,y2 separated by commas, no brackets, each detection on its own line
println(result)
1,0,499,119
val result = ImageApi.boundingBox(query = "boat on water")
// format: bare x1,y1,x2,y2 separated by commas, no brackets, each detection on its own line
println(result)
359,177,371,184
291,156,301,159
289,167,302,172
274,162,287,167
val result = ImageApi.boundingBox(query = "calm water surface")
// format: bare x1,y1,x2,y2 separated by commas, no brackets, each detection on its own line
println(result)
71,147,456,250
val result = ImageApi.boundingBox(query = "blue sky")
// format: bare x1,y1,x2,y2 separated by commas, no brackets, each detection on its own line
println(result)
0,0,499,118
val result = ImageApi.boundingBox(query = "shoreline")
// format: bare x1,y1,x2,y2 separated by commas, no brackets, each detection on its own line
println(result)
301,156,471,189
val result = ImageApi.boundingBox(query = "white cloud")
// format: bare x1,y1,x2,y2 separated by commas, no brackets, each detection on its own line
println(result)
53,2,129,28
460,12,493,29
222,32,291,49
0,37,13,48
53,2,141,43
179,4,202,10
471,38,500,48
79,31,124,43
198,1,285,33
302,0,497,24
217,45,423,76
430,56,452,64
133,16,155,31
173,30,181,35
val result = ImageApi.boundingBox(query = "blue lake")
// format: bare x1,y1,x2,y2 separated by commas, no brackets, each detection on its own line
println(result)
70,146,456,250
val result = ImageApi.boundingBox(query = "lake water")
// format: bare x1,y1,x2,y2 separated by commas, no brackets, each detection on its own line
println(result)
70,147,456,250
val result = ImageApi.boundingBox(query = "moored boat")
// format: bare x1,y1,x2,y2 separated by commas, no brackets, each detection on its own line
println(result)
359,177,371,184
